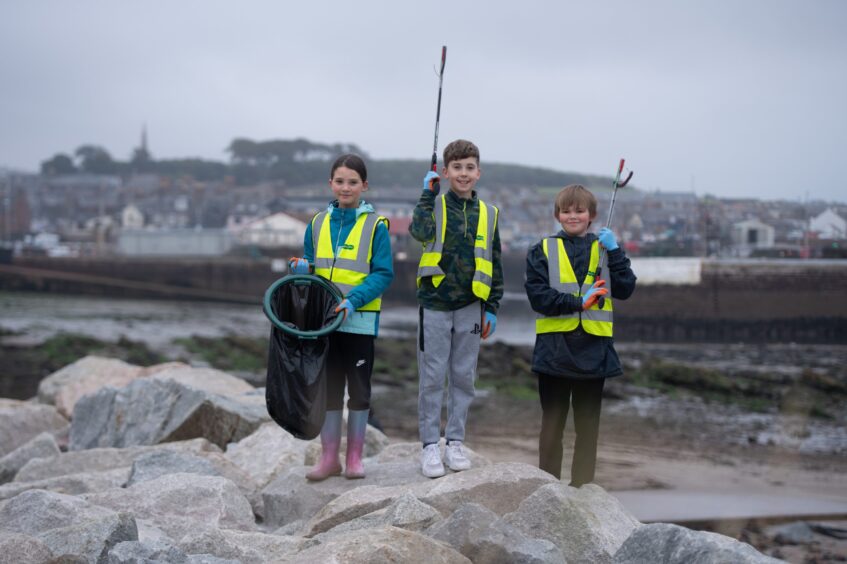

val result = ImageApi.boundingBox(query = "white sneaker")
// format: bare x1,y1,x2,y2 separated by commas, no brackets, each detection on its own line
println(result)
444,440,471,471
421,444,446,478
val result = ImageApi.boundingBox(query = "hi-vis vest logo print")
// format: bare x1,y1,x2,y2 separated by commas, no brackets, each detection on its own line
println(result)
340,243,355,251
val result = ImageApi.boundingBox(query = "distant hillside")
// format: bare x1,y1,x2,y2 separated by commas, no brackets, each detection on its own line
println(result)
368,159,611,190
39,137,617,190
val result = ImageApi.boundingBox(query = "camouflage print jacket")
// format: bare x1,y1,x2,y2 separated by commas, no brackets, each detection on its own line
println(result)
409,188,503,314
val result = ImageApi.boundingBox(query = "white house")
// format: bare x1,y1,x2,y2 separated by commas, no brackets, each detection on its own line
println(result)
121,204,144,229
235,212,308,248
732,218,775,257
810,208,846,239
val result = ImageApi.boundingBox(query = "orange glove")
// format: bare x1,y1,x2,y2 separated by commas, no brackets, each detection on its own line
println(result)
581,279,608,310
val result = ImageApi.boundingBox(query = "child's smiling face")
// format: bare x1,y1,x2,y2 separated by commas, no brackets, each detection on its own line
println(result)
558,204,594,237
442,157,481,199
330,166,368,208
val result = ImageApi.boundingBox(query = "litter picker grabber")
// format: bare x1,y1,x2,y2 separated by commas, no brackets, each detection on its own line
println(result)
596,158,633,308
430,46,447,173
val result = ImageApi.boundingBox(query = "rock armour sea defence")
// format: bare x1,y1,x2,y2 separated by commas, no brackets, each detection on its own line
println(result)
0,357,783,563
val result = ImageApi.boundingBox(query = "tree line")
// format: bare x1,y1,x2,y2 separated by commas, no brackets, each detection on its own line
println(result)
40,138,604,189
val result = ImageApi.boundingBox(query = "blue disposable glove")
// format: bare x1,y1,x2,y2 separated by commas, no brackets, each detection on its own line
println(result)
581,279,608,310
481,311,497,340
334,299,355,321
288,257,310,275
598,227,619,251
422,171,441,195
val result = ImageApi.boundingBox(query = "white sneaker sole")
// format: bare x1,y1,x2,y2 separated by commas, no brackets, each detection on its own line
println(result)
422,466,446,478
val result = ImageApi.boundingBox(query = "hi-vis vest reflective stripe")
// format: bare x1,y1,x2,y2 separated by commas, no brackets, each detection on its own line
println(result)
416,195,498,302
311,211,388,312
535,238,613,337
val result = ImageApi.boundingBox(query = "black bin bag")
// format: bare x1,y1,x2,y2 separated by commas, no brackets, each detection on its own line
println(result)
263,274,344,440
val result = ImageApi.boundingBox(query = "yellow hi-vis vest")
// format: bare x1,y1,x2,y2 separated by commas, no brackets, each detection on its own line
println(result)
416,194,499,302
535,238,614,337
311,211,388,312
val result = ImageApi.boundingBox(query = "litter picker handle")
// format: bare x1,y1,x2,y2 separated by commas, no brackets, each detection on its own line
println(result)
431,46,447,172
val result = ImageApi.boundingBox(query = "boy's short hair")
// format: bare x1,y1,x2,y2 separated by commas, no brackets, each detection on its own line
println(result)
554,184,597,219
443,139,480,166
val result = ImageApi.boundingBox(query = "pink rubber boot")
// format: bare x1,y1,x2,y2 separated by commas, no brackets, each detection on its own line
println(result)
306,410,342,481
344,409,369,479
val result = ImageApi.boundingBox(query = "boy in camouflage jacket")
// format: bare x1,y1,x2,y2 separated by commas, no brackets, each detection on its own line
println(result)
409,139,504,478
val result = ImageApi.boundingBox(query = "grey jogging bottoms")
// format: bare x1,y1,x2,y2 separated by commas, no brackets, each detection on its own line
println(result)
417,302,483,446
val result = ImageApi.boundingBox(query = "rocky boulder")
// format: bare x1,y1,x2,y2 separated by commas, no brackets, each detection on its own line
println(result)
82,473,255,543
224,422,310,489
282,526,470,563
503,482,640,563
0,431,60,484
0,399,68,457
69,378,268,450
0,489,138,563
14,439,218,483
37,356,144,418
613,522,785,564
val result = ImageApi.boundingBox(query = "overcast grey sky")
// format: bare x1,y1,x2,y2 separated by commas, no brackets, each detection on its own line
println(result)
1,1,845,202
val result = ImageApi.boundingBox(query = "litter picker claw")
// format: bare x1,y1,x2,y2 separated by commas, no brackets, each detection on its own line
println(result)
596,158,633,308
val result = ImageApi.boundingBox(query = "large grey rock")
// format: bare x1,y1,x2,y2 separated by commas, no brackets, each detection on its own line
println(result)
15,439,218,482
126,450,219,486
417,462,557,517
37,356,143,418
147,365,255,397
82,473,255,542
426,502,562,563
613,523,783,564
178,529,303,564
69,378,268,451
108,539,240,563
126,450,264,518
0,398,68,457
426,502,499,555
504,483,639,564
262,461,429,528
283,526,470,563
289,462,554,536
0,531,54,564
224,423,309,488
0,489,138,564
0,431,60,484
315,491,443,539
472,520,565,564
0,468,130,502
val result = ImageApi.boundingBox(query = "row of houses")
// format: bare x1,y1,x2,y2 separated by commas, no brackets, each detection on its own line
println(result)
3,171,846,259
